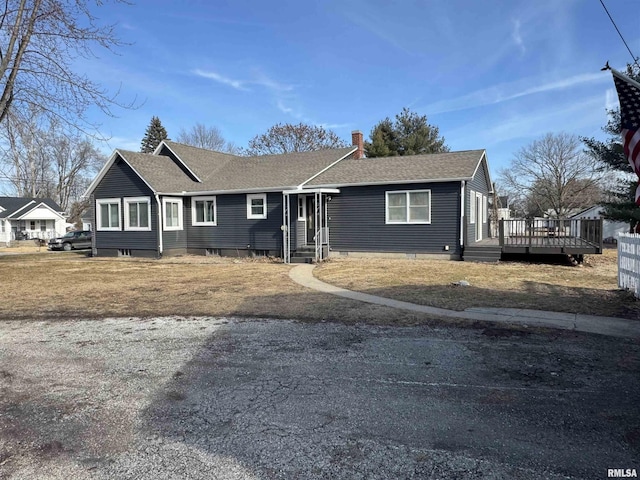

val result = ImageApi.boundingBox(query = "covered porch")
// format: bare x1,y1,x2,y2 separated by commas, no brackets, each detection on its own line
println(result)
282,188,340,264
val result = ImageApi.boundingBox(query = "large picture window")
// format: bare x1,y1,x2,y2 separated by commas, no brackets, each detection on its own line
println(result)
192,196,217,226
247,193,267,219
163,198,183,231
385,190,431,224
124,197,151,231
96,198,121,231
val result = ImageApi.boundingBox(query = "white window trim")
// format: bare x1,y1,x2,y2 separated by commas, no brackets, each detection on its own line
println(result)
124,196,152,231
385,190,432,225
162,197,183,231
96,198,121,231
192,196,217,226
469,189,476,224
247,193,267,220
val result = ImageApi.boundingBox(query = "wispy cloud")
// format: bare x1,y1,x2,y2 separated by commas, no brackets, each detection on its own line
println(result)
252,72,295,92
192,69,248,91
511,19,525,55
276,99,297,116
447,94,606,149
192,68,295,95
423,72,608,115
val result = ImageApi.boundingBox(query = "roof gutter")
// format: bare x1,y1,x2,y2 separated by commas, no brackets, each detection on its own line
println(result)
306,177,473,189
158,186,301,196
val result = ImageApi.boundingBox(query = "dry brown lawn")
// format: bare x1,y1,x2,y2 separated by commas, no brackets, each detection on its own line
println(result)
0,253,425,324
315,249,640,319
1,248,637,322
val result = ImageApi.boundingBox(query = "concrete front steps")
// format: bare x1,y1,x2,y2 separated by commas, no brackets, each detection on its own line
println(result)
290,247,316,264
463,245,502,262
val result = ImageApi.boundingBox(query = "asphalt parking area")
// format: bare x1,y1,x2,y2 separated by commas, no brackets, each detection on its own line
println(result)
0,317,638,479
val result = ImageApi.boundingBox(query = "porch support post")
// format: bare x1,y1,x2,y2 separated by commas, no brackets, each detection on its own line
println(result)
282,192,291,264
325,193,329,257
315,191,321,262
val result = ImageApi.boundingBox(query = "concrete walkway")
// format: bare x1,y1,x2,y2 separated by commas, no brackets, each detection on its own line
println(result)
289,264,640,339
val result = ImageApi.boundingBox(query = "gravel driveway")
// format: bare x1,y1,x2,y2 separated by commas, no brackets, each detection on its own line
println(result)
0,317,638,479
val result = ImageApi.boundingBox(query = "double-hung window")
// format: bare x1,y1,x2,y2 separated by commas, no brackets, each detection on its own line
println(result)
247,193,267,219
96,198,121,231
124,197,151,231
385,190,431,224
163,198,183,231
192,196,217,226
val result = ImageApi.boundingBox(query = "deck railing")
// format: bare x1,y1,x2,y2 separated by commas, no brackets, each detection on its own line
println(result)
499,218,603,250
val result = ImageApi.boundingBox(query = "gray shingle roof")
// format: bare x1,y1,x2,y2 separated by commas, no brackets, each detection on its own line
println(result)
111,142,487,195
306,150,486,187
117,150,201,193
0,197,64,218
119,143,357,193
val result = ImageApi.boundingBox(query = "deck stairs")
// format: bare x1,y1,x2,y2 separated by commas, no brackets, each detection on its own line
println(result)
463,244,502,263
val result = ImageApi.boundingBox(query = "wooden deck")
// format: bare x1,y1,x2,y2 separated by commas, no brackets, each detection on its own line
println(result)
467,218,603,257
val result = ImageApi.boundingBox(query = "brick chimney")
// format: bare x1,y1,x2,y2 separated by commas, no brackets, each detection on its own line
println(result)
351,130,364,159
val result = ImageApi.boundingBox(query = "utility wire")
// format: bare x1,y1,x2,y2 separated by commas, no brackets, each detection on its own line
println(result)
599,0,640,69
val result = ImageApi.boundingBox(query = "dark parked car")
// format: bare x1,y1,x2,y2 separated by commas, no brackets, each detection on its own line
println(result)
48,231,92,251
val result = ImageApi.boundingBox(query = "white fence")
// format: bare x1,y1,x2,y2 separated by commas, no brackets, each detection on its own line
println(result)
618,234,640,298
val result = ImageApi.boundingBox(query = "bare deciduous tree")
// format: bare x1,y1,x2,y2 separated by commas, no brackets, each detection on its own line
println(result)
499,133,603,218
0,0,134,130
244,123,347,156
176,123,238,153
0,108,104,211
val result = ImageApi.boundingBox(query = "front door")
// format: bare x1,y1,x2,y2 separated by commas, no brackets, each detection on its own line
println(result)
306,196,315,244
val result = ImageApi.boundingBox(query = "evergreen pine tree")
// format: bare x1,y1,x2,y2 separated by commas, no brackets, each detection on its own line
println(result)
140,116,168,153
365,108,448,158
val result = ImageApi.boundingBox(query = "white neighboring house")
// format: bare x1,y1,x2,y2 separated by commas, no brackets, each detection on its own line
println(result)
0,197,66,245
570,205,629,241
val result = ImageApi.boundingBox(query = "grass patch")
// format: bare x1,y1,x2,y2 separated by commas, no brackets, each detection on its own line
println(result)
2,249,637,323
315,249,640,320
0,254,429,325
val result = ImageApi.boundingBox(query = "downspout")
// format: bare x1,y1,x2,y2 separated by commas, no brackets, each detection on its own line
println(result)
155,194,163,257
460,181,465,253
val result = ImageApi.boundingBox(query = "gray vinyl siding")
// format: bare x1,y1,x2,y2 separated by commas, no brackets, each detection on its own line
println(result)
327,182,461,254
185,192,284,252
93,157,158,253
465,158,491,245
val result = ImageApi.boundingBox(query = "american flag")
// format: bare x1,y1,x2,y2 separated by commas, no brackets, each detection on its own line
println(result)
612,69,640,205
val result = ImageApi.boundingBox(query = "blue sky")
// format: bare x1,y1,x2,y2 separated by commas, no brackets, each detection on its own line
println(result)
83,0,639,176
